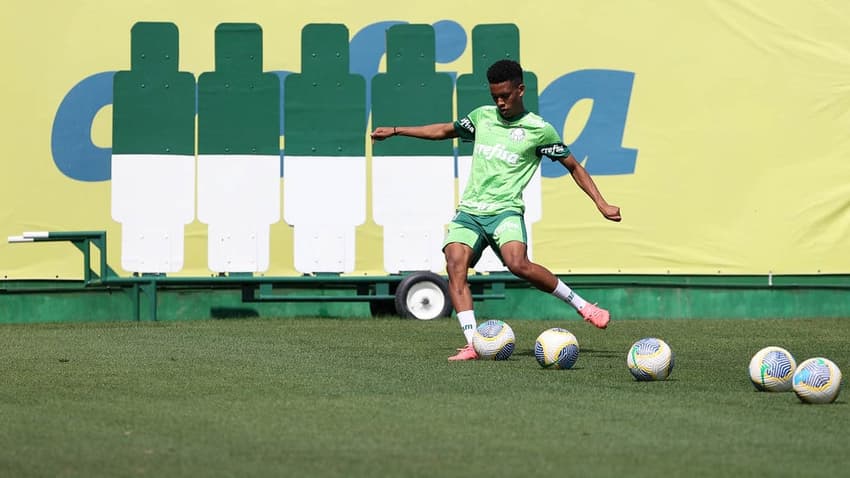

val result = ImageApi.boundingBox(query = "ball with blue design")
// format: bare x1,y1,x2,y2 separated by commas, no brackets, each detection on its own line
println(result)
627,337,675,381
748,346,796,392
534,328,580,369
792,357,842,404
472,320,515,360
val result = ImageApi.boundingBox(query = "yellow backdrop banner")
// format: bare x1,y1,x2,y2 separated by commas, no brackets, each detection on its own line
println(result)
2,1,849,278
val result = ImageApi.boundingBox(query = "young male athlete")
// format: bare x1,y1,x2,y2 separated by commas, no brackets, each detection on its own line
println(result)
371,59,622,361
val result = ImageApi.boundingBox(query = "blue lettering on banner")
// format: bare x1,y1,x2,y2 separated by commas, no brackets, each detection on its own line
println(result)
539,69,637,177
50,21,635,181
51,71,115,182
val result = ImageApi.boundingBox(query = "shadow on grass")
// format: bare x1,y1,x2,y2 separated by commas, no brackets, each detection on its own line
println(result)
210,307,260,320
582,348,622,358
514,348,620,358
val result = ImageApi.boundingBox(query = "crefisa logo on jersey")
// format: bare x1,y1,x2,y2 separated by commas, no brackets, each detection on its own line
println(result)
539,143,566,157
474,143,520,165
509,128,525,142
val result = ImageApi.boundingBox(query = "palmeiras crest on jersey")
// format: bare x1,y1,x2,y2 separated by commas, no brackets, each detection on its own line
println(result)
509,128,525,141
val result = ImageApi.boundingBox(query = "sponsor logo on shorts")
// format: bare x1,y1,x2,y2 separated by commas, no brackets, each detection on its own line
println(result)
494,220,520,238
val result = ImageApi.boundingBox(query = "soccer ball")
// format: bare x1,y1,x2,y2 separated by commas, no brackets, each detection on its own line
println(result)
792,357,842,404
748,346,796,392
627,338,674,381
472,320,515,360
534,328,579,369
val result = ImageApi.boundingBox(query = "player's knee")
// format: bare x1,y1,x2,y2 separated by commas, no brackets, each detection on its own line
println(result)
445,256,467,275
504,257,531,277
444,244,470,267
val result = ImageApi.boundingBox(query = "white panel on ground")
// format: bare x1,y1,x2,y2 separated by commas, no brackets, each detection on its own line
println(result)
111,154,195,273
283,156,365,274
292,225,355,273
372,155,454,273
119,223,185,272
205,224,268,272
197,154,280,273
382,225,446,273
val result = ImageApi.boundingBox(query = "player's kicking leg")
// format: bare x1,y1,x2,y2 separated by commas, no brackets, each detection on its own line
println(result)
500,241,610,329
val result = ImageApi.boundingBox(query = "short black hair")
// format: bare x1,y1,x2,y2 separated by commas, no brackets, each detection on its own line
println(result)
486,59,523,86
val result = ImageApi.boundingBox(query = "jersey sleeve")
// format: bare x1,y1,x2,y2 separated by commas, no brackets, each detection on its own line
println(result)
453,107,481,141
535,123,571,161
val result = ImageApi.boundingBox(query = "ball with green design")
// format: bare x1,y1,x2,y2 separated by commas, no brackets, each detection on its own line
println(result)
534,328,580,369
627,337,674,381
472,320,515,360
792,357,842,404
748,346,796,392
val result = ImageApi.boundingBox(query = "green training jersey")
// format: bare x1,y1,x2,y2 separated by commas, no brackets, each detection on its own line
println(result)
453,105,570,215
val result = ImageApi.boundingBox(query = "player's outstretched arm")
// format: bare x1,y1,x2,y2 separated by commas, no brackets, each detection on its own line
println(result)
558,154,622,222
371,122,458,142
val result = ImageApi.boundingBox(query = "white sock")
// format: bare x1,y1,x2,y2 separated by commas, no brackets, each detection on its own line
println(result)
457,310,476,344
551,280,587,311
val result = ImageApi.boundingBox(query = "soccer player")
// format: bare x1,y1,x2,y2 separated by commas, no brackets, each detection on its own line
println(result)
371,59,622,361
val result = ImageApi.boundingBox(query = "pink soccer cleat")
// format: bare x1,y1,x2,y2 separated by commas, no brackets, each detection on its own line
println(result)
448,344,479,361
578,303,610,329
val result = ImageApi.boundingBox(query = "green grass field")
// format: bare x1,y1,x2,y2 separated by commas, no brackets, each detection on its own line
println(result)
1,317,848,477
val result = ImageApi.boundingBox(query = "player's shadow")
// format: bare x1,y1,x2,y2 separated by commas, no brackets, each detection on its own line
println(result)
581,348,622,358
515,348,619,358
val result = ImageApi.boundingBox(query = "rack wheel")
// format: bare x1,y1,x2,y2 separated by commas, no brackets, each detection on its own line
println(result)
394,271,452,320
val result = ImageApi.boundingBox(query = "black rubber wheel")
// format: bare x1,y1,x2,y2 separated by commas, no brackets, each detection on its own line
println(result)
394,271,452,320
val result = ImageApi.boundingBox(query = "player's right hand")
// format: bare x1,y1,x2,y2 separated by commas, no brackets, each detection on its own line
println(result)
370,127,395,142
600,204,622,222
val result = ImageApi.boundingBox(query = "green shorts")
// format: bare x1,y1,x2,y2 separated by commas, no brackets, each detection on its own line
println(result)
442,210,527,266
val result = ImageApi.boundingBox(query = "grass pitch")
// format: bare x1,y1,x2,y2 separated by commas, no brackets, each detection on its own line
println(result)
1,317,848,477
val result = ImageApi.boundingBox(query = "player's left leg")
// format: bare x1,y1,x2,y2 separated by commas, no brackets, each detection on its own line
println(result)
500,241,609,328
494,215,610,329
499,241,556,291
